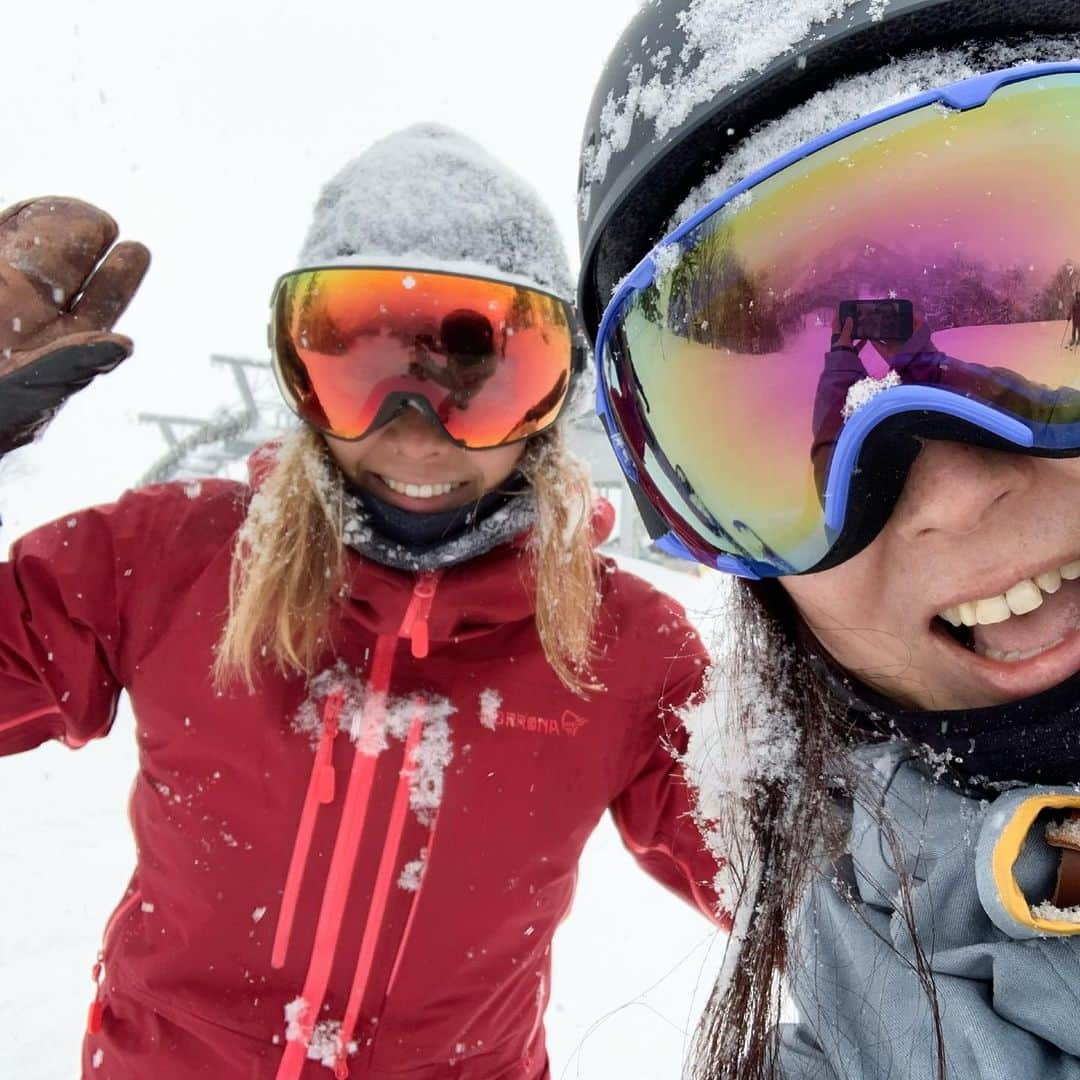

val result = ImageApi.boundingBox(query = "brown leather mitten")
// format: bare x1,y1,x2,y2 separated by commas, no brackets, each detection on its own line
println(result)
0,197,149,454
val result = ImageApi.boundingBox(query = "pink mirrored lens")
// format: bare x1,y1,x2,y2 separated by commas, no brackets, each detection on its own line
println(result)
609,73,1080,571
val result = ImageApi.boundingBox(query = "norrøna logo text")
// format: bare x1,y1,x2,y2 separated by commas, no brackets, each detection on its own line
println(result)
494,709,589,737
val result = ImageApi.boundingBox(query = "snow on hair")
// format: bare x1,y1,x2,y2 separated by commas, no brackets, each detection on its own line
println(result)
519,427,604,694
213,425,601,696
688,580,949,1080
214,427,345,690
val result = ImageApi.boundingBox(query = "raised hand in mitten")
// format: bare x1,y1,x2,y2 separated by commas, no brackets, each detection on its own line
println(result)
0,197,150,456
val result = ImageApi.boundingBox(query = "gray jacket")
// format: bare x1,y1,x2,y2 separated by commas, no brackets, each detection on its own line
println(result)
779,744,1080,1079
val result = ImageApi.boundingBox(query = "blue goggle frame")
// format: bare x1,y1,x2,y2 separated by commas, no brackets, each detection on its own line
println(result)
594,61,1080,579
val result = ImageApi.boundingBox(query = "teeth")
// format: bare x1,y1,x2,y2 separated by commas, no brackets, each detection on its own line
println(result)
1035,569,1063,593
380,476,462,499
973,595,1011,624
938,557,1080,628
1003,579,1044,616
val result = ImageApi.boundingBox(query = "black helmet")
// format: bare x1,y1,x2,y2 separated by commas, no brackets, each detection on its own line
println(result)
577,0,1080,343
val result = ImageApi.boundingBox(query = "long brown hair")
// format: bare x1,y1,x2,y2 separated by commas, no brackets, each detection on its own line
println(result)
690,579,946,1080
213,424,601,695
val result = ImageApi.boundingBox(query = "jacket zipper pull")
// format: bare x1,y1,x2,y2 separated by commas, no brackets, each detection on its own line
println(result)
318,764,336,804
318,690,344,804
399,572,439,659
86,953,105,1034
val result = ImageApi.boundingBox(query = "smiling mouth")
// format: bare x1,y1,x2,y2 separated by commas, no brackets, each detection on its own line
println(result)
377,475,468,501
936,556,1080,663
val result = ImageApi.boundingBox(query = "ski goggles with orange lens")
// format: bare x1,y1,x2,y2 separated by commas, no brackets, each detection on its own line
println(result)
271,267,578,449
595,63,1080,579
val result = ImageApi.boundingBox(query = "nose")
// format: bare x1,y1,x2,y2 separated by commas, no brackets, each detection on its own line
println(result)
379,404,454,459
890,439,1030,540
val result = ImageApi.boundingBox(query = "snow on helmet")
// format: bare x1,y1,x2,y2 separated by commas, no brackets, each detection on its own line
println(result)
577,0,1080,342
302,123,574,302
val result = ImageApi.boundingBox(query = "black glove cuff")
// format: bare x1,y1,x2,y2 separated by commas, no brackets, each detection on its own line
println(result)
0,340,129,457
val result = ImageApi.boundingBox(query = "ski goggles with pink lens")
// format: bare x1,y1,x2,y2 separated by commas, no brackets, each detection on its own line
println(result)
595,63,1080,578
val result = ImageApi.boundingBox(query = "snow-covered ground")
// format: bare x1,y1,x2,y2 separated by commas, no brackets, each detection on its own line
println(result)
0,457,731,1078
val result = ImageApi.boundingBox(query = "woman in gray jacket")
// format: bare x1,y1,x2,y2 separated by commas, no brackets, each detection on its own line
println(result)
576,1,1080,1077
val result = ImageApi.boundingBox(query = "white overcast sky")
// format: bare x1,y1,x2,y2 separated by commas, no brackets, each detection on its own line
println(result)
1,12,736,1074
1,0,642,530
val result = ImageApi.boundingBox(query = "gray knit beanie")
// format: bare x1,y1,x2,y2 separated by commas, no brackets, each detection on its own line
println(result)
298,123,574,301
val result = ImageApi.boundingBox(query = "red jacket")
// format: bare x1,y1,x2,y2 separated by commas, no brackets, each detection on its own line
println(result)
0,455,721,1079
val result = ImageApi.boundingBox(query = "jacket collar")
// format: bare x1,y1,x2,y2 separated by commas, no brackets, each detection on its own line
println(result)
246,440,614,647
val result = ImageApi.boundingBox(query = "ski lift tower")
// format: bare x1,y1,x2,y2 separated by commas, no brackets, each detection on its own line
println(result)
138,355,293,485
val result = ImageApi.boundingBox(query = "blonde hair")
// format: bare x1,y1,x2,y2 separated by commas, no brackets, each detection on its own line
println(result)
214,425,601,695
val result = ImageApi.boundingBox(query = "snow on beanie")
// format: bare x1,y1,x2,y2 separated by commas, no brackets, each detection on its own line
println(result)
299,123,574,301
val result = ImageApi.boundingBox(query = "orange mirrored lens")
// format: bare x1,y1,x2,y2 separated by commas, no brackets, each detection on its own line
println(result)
272,268,573,447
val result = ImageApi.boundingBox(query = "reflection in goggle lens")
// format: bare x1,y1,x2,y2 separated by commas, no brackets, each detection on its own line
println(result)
273,268,574,449
605,71,1080,574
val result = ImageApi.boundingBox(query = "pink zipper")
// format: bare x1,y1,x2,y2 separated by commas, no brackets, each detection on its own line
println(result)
0,706,60,736
0,704,113,749
276,571,442,1078
271,689,344,969
399,572,439,659
86,887,143,1035
518,973,550,1075
383,803,441,1000
334,704,426,1076
275,636,395,1080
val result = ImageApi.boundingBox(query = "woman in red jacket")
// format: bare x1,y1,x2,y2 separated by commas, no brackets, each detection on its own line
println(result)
0,125,721,1079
